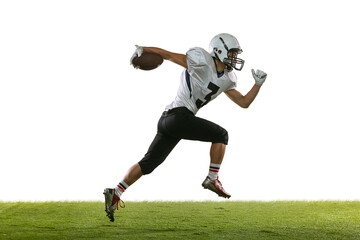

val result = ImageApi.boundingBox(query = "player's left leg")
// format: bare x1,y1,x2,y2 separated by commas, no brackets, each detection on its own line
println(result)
122,163,143,186
103,164,140,222
104,111,181,222
103,188,125,222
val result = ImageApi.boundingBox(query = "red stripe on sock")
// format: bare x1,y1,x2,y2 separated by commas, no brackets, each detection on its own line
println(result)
209,169,219,172
117,184,125,192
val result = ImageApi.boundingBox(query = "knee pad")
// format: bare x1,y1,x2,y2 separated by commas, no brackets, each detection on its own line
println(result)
138,151,168,175
213,127,228,145
138,162,155,175
221,128,229,145
138,158,158,175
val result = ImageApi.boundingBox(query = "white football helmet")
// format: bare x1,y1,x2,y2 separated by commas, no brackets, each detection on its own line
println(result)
209,33,244,71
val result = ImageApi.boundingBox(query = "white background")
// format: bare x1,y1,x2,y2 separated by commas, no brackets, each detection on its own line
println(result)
1,0,359,201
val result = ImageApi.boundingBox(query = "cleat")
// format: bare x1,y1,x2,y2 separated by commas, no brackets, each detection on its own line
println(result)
202,176,231,199
103,188,125,222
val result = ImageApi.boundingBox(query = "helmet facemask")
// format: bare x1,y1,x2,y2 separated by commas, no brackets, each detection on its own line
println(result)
223,49,245,71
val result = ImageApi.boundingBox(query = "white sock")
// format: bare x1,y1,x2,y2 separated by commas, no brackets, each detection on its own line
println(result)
208,163,221,180
115,181,128,197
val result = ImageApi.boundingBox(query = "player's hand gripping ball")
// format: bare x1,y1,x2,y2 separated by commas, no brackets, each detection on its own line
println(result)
130,45,163,70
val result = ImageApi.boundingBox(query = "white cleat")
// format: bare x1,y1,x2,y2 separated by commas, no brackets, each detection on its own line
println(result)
103,188,125,222
202,177,231,199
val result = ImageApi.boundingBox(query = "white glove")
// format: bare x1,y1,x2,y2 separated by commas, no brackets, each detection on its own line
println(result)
130,45,143,66
251,69,267,86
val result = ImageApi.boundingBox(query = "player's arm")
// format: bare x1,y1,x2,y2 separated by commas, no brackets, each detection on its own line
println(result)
131,45,187,69
225,69,267,108
142,47,187,69
225,86,261,108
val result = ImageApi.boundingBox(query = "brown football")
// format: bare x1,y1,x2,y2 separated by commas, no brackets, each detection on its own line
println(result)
132,52,164,70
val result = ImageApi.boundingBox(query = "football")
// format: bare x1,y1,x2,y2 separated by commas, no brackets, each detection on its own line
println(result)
132,52,164,70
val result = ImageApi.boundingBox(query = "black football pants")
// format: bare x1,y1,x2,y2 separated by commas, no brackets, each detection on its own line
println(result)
138,107,228,175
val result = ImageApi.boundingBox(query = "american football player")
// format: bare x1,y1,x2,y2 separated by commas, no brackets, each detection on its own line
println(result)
104,33,267,222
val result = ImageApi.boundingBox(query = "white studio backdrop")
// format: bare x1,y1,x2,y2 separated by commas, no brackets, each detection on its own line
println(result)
0,0,359,201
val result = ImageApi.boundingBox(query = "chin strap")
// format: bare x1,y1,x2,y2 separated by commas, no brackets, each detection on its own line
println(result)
225,63,233,71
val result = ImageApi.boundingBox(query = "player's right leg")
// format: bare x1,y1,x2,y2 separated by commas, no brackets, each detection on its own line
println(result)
161,107,231,198
202,143,231,198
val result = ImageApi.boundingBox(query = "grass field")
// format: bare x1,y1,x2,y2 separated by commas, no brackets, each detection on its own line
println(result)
0,201,359,239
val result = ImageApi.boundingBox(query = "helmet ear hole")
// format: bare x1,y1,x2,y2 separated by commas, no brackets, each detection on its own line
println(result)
218,50,222,54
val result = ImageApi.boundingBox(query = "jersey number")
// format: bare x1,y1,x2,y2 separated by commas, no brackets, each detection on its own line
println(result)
195,82,220,109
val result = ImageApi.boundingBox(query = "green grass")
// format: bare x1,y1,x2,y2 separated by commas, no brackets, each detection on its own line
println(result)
0,201,359,239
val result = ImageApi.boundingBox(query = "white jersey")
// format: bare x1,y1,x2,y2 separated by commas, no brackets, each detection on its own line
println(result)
166,47,237,115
